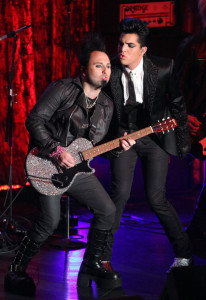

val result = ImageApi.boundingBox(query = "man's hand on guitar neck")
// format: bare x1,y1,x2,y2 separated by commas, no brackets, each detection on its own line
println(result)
188,115,202,136
120,132,136,151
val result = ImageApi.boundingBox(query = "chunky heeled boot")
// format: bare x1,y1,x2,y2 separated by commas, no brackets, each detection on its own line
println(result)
4,235,42,296
77,228,122,288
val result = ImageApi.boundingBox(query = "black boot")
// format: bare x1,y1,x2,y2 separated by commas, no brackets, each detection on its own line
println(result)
4,235,42,296
77,228,122,288
101,230,118,275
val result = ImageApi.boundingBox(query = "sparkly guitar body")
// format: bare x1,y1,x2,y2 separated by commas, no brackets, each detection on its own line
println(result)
25,138,94,196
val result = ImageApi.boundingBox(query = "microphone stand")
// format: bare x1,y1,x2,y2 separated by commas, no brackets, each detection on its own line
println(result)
4,33,18,225
0,26,31,252
0,33,19,254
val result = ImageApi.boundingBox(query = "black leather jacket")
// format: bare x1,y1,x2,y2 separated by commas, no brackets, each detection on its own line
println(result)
26,77,113,155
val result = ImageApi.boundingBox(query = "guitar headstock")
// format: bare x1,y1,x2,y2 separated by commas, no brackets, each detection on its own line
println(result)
152,118,177,133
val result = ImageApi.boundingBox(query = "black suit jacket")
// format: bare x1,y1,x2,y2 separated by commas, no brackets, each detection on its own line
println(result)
105,55,190,157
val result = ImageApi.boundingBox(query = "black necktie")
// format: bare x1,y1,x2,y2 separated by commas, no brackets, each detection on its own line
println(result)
126,72,136,106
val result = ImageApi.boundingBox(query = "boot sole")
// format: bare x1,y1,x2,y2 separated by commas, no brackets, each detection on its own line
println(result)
77,273,122,288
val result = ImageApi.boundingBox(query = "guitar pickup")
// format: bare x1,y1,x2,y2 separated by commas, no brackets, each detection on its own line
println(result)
78,151,84,161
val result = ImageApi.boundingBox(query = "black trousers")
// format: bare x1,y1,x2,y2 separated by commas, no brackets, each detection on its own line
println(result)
105,137,192,260
28,173,116,243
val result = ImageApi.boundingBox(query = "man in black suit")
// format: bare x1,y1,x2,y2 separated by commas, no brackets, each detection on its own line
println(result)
103,17,193,272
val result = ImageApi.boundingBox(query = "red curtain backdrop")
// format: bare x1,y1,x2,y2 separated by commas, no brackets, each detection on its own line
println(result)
0,0,95,185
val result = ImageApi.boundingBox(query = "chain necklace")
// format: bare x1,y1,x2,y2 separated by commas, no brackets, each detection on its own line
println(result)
85,93,99,109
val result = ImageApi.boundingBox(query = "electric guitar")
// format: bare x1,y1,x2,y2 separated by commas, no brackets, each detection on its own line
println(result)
25,118,177,196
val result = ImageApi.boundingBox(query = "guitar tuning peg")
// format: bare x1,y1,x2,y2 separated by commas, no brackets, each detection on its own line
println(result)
162,131,165,134
172,128,175,131
162,118,165,121
167,117,170,119
167,130,170,132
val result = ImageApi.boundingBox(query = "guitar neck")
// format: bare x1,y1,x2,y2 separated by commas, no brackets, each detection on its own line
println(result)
82,126,153,160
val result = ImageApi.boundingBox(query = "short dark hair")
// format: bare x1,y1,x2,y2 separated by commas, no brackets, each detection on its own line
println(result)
119,17,150,47
79,33,107,68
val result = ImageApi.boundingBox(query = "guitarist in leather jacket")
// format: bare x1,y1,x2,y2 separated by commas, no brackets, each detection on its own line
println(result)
4,35,134,296
175,0,206,241
102,17,193,272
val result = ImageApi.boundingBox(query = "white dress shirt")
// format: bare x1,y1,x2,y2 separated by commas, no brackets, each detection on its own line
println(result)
121,58,144,105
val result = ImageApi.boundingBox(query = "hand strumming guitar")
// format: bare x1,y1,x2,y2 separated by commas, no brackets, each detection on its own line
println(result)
58,151,76,168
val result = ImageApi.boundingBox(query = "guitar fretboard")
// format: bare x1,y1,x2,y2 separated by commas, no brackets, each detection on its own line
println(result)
82,126,153,160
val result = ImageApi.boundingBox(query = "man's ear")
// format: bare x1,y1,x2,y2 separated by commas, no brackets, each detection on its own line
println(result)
141,47,147,55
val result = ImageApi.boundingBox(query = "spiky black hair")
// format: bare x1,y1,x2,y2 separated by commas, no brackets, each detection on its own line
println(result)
79,33,106,68
119,17,150,47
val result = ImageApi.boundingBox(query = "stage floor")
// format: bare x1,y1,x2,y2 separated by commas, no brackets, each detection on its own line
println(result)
0,189,206,300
